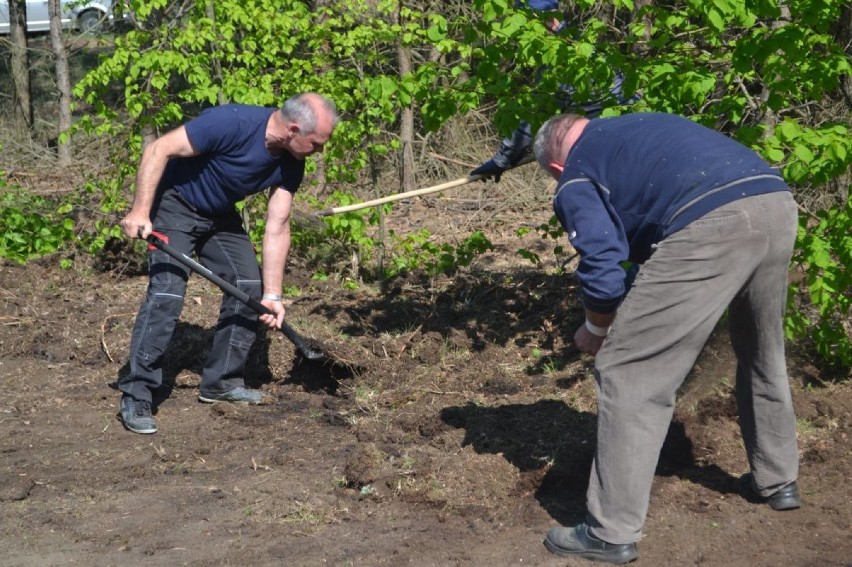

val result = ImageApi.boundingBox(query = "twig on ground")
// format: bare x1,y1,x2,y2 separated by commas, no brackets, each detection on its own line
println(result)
0,287,39,319
0,316,34,326
100,312,135,363
428,152,477,169
398,303,438,357
418,388,463,395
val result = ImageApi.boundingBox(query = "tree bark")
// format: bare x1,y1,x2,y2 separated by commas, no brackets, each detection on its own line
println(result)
307,0,333,195
8,0,34,130
838,4,852,108
205,1,229,106
760,3,792,133
395,6,415,192
49,0,73,165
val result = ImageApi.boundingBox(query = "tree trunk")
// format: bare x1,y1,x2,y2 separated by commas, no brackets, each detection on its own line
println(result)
395,6,415,192
633,0,653,46
761,3,792,133
8,0,34,130
308,0,332,195
49,0,73,165
205,1,229,106
838,4,852,108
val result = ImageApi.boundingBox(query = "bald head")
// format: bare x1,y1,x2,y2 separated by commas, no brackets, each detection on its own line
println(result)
534,114,589,179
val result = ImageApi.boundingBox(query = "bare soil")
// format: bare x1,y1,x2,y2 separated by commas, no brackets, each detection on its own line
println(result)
1,196,851,567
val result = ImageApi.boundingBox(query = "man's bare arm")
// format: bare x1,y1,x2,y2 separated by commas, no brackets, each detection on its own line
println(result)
257,187,294,329
120,126,198,239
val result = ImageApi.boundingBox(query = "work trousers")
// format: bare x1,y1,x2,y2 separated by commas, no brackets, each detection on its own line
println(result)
586,191,800,544
119,188,262,403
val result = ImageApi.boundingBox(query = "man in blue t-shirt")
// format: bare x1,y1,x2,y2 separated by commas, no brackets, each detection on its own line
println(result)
117,93,338,435
533,112,801,563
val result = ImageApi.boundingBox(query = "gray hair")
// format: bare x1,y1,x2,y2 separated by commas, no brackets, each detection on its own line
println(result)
533,113,584,170
280,93,339,134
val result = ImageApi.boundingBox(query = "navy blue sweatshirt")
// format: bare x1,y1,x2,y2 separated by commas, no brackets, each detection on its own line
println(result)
553,112,790,314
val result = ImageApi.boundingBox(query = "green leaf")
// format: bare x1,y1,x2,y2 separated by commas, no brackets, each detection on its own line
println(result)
778,121,801,141
793,144,815,164
765,148,785,162
707,9,724,32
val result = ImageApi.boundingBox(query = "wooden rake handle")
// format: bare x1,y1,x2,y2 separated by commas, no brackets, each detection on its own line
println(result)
312,155,536,217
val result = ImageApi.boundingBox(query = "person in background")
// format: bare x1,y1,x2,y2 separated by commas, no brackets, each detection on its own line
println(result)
471,0,639,182
532,111,801,563
117,93,338,435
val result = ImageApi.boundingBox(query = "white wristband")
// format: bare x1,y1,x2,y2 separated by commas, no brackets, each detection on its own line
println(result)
585,320,610,337
262,293,282,302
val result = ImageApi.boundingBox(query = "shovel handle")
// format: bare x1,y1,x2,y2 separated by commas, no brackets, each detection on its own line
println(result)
144,232,322,359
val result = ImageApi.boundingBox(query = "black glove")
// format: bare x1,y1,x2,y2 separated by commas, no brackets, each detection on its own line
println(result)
471,122,533,183
470,159,508,182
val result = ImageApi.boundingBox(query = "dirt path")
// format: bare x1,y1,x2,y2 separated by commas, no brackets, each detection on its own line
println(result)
1,248,850,566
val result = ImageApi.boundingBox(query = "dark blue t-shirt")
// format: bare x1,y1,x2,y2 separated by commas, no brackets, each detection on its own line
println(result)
159,104,305,215
553,112,790,313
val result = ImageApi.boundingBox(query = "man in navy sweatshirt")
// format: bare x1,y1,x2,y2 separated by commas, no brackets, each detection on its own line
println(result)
117,93,338,435
533,112,801,564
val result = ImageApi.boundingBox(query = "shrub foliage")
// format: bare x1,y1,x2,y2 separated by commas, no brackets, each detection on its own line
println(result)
1,0,849,367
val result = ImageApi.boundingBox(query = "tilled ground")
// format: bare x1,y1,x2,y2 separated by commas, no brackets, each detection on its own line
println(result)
0,246,850,567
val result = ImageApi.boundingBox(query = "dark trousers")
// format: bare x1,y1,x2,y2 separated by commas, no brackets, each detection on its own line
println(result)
119,188,262,403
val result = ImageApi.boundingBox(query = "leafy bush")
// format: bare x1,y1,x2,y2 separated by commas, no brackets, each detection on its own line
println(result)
516,215,569,272
388,228,495,277
787,196,852,369
291,193,495,282
0,174,75,265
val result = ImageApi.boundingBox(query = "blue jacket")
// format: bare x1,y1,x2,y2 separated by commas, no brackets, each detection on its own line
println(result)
554,112,790,313
160,104,305,215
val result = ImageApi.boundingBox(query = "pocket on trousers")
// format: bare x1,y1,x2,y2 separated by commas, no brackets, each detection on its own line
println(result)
685,207,744,230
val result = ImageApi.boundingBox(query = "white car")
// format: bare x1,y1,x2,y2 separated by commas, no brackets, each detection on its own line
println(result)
0,0,122,34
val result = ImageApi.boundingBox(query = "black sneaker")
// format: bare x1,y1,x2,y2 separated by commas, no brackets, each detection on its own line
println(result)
544,522,638,564
119,396,158,434
198,386,263,405
739,472,801,510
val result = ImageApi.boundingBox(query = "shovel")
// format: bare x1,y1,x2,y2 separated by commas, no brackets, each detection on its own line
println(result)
303,155,535,223
144,231,326,361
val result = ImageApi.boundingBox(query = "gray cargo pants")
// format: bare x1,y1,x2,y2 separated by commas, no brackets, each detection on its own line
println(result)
586,191,800,544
